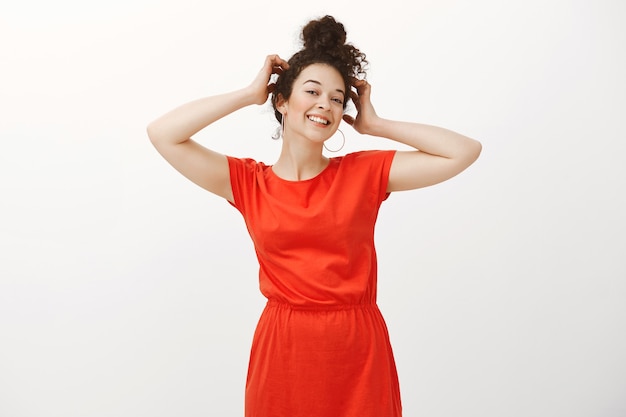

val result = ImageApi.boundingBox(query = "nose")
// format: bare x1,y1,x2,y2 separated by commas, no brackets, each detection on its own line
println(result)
317,95,331,110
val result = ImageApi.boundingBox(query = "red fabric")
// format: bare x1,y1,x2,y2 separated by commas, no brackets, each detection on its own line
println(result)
227,150,401,417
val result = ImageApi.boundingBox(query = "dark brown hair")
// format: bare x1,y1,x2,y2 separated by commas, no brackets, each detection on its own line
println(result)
271,15,368,123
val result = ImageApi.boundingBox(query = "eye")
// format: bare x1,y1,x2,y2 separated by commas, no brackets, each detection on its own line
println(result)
332,97,344,104
306,90,318,95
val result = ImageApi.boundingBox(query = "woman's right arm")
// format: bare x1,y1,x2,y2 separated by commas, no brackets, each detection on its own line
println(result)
146,55,289,202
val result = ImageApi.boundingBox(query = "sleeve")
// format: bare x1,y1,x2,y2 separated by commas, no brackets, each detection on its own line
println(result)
350,150,397,204
226,155,257,216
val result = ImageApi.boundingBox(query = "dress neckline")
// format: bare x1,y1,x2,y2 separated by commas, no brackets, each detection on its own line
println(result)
269,157,337,184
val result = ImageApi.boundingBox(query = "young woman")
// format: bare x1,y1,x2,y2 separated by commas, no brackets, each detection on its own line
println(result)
148,15,481,417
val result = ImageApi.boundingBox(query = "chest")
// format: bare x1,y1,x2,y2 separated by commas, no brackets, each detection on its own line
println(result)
245,178,376,254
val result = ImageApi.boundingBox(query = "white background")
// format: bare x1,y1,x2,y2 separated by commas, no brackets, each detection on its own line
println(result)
1,1,625,416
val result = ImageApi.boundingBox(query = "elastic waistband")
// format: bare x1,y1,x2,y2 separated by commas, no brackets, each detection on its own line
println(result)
266,299,378,311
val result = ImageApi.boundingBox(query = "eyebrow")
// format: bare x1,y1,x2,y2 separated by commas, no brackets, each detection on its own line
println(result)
303,79,346,97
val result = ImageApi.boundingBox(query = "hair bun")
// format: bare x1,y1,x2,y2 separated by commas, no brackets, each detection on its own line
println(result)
301,15,347,52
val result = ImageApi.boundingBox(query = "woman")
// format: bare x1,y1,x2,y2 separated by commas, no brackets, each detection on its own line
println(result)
148,15,481,417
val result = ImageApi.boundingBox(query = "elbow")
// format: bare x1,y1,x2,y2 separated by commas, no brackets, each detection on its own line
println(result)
146,121,159,144
146,119,188,147
472,139,482,160
466,138,482,163
456,138,482,169
146,120,168,146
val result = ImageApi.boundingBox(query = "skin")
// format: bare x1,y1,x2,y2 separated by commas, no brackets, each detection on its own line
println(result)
272,63,346,181
147,54,482,202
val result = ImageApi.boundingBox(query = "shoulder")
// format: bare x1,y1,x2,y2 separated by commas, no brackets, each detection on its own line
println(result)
227,156,271,175
334,151,397,200
326,151,396,204
226,156,272,210
227,155,259,168
337,150,397,169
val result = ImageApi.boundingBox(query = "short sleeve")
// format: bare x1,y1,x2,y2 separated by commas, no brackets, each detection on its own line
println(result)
347,150,397,204
226,155,258,215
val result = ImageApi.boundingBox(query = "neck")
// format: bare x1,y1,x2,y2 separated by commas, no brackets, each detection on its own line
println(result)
273,139,328,181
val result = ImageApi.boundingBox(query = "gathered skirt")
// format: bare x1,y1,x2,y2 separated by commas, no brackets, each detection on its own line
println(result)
244,300,402,417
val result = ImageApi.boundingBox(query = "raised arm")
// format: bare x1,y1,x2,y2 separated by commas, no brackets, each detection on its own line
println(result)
146,55,289,201
343,80,482,192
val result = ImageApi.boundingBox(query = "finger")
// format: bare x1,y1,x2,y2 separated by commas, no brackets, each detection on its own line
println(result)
342,114,355,125
349,76,361,87
264,55,287,75
349,91,359,103
356,80,369,94
350,77,366,86
269,54,290,70
277,58,290,70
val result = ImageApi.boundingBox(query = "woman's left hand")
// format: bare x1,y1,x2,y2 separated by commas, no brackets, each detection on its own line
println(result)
342,79,380,135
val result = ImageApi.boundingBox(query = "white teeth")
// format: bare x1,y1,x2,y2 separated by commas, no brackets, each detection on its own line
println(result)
308,116,329,125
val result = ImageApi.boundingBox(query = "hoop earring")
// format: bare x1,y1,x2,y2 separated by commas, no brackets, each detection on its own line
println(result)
323,129,345,153
271,114,285,140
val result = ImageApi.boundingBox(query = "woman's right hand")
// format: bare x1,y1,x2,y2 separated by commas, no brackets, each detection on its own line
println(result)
247,54,290,105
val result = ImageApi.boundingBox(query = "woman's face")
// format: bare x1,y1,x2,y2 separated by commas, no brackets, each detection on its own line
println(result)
280,63,346,145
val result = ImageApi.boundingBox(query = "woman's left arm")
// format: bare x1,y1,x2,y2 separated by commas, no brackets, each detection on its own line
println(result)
343,80,482,192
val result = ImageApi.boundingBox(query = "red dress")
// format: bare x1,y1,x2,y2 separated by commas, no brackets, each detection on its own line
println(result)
227,150,402,417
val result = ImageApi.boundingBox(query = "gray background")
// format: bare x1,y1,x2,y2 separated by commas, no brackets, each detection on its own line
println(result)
1,0,625,416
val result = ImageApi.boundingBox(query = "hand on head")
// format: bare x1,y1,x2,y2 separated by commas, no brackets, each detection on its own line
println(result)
343,78,378,135
249,54,290,105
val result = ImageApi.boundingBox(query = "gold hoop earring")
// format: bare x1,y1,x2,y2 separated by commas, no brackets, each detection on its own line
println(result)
271,114,285,140
323,129,345,153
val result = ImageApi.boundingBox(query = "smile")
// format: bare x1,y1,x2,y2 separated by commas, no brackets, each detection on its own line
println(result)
307,115,330,125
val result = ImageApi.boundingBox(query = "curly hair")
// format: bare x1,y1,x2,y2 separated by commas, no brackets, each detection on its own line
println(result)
271,15,368,123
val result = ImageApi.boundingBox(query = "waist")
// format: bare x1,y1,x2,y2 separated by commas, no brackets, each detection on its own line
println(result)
266,299,379,311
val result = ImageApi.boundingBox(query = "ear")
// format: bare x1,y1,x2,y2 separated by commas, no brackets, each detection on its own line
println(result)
275,93,288,114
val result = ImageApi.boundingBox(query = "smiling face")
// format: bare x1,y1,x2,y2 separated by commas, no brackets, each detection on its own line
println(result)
277,63,346,145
